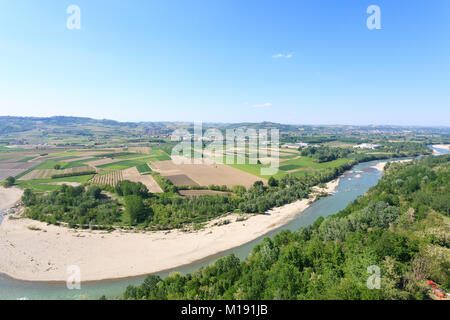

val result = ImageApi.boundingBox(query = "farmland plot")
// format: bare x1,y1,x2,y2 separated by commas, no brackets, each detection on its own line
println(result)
151,160,265,189
0,161,41,181
122,167,163,193
90,170,123,186
19,165,95,180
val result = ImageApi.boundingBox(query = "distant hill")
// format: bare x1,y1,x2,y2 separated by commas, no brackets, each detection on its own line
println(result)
0,116,448,142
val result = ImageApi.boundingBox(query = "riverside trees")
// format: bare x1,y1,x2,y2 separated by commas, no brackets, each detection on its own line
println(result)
121,155,450,300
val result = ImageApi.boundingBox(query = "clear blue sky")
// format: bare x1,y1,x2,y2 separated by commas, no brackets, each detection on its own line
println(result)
0,0,449,125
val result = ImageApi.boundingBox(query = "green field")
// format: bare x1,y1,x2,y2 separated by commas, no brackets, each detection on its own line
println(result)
33,160,87,170
16,174,94,192
136,163,151,173
97,150,170,170
227,156,351,178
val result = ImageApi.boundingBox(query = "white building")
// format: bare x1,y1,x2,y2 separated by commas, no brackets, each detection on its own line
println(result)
282,142,309,149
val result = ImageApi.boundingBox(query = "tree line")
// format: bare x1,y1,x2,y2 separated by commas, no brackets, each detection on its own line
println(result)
120,155,449,300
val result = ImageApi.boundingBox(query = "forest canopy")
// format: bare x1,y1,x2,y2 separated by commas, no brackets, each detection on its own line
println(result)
121,155,450,300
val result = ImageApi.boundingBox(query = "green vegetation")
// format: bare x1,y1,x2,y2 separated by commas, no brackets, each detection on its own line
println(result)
2,176,15,187
300,146,351,162
16,175,94,192
34,160,86,170
136,163,151,174
125,195,153,225
152,172,177,193
23,185,122,227
97,153,169,170
50,170,96,179
121,155,450,300
17,156,38,162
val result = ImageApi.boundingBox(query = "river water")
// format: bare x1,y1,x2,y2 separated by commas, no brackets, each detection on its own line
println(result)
1,158,395,300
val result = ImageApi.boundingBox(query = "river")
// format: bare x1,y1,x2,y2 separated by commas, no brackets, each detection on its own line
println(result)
1,158,397,300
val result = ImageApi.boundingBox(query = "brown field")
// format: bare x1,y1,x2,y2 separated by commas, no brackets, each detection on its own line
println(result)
128,147,150,154
19,165,95,180
122,167,163,193
0,169,25,181
84,158,122,167
0,161,40,181
178,189,229,198
165,174,199,186
151,160,265,189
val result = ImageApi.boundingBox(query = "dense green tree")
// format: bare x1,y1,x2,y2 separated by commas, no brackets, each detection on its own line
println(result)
120,155,449,300
2,176,15,187
125,195,152,224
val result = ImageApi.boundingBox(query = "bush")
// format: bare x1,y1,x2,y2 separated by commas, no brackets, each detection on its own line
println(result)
51,170,96,179
2,176,15,187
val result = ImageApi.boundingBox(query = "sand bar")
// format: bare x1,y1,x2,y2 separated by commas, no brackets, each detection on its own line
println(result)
0,178,339,282
0,187,23,210
371,159,413,172
432,144,449,151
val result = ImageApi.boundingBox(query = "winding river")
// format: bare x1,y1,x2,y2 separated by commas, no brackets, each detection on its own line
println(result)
1,147,447,300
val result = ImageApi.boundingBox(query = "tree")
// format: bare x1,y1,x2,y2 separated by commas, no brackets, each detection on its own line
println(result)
125,195,151,225
54,164,61,170
268,176,278,187
2,176,15,188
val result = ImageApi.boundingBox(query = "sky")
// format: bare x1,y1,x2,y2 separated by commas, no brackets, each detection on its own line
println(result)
0,0,449,126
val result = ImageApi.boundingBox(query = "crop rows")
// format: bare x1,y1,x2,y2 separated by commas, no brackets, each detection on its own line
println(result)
90,170,123,186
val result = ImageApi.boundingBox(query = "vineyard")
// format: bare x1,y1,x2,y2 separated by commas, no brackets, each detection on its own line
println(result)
90,170,123,186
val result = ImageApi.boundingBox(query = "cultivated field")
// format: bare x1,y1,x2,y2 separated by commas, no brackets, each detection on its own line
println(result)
90,167,163,193
151,160,265,189
122,167,163,193
90,170,123,186
19,165,95,180
0,161,40,181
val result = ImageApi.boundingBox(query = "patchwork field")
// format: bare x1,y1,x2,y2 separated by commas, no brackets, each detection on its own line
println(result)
90,167,163,193
228,155,351,178
19,165,96,180
121,167,163,193
165,174,199,186
90,170,123,186
0,161,41,181
151,160,265,189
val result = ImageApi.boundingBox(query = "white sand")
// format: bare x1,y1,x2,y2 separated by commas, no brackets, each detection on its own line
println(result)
0,187,23,210
0,180,340,282
433,144,450,151
371,162,387,172
371,159,413,172
432,144,450,155
312,178,340,195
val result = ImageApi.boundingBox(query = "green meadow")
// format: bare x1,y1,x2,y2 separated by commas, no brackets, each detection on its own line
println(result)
16,174,94,192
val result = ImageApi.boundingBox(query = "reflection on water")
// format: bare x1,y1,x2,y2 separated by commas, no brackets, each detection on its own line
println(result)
0,160,385,300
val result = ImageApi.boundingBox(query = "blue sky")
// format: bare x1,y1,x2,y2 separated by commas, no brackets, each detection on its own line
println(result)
0,0,449,125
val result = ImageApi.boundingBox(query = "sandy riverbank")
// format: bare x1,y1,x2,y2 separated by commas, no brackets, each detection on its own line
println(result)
0,187,23,210
432,144,449,155
371,159,413,172
0,178,340,282
432,144,449,151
